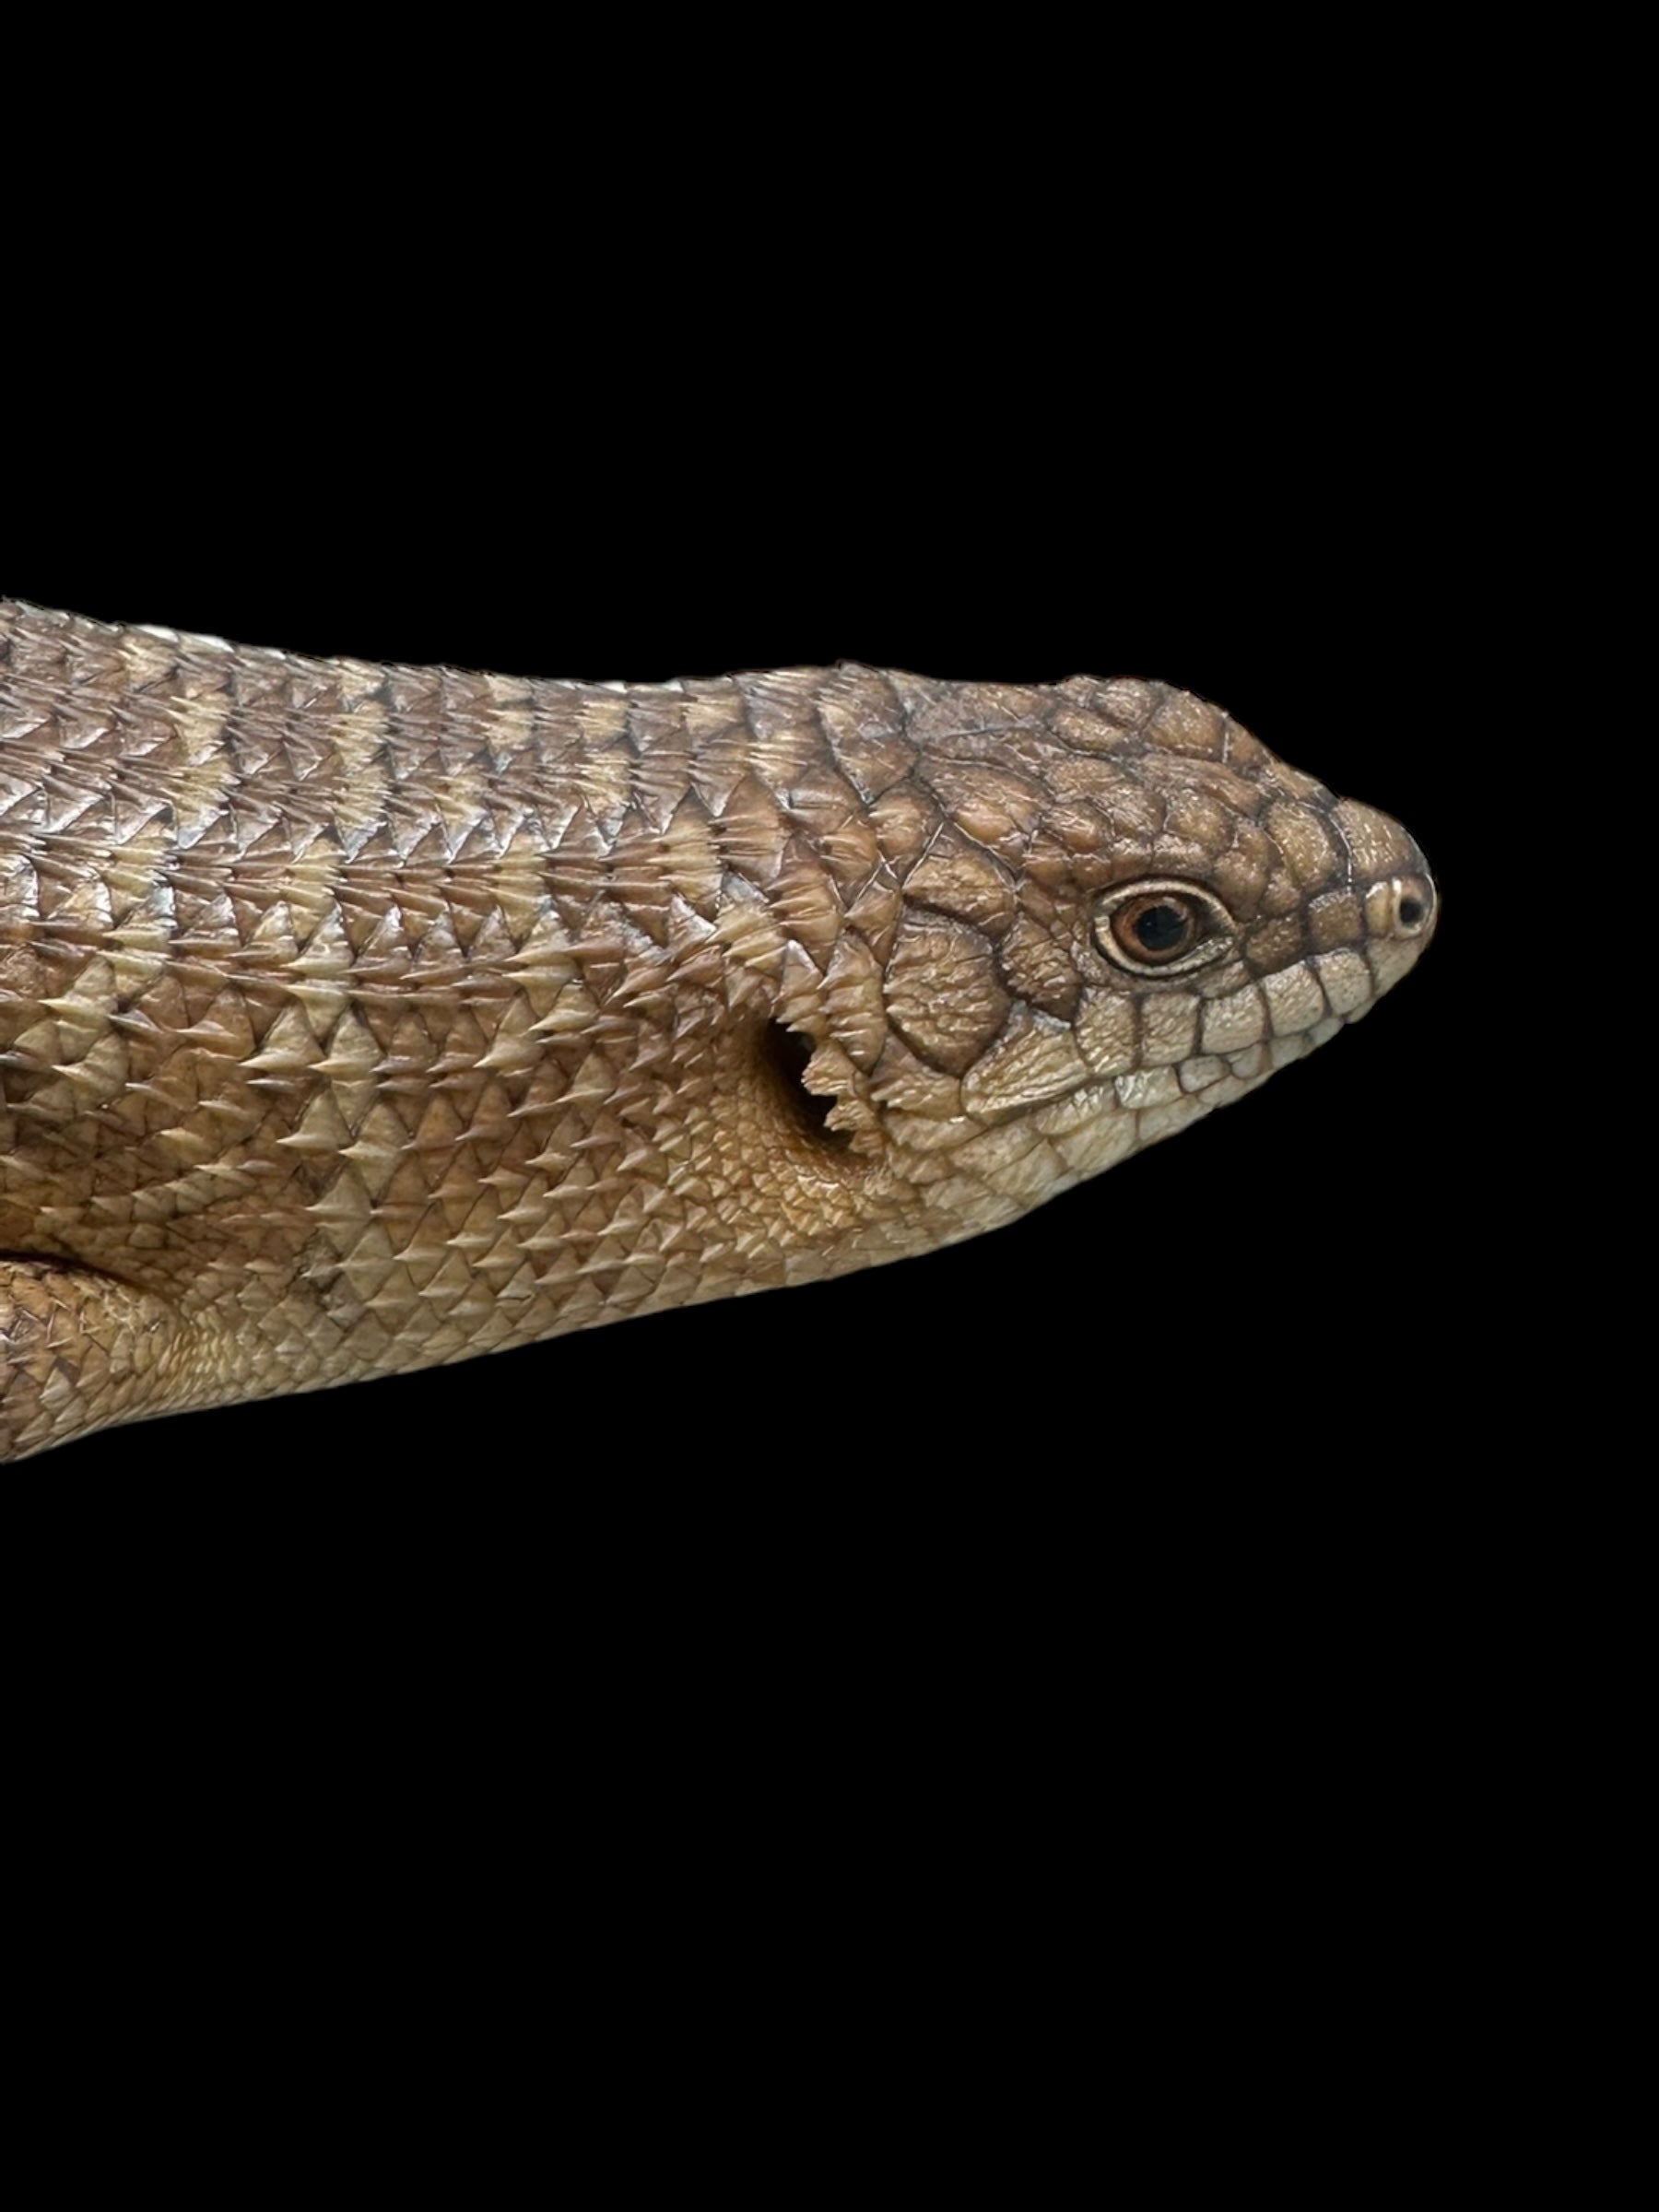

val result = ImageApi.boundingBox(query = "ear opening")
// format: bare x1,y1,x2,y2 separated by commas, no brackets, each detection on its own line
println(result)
758,1021,853,1148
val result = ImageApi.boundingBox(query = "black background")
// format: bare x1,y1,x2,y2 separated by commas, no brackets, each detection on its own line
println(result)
0,70,1599,2084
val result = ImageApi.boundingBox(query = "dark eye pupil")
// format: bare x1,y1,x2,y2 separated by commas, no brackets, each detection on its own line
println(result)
1134,902,1188,952
1099,884,1221,972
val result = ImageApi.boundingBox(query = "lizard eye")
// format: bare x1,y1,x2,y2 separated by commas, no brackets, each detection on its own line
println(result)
1094,880,1234,977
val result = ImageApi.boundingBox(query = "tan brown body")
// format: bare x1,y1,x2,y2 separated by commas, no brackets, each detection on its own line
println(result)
0,601,1436,1459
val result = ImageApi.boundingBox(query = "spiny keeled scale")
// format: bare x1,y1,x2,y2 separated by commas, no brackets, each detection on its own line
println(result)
0,601,1435,1458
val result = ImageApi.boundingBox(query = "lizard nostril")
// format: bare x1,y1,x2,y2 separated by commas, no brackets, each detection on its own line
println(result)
1369,872,1435,941
1391,874,1435,937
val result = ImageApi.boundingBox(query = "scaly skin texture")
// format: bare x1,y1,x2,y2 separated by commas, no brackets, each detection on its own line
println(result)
0,601,1436,1459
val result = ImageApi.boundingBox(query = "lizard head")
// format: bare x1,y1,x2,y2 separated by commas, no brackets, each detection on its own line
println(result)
755,671,1436,1254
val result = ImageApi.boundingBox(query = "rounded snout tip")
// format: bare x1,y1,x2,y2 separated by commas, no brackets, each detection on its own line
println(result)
1329,800,1439,952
